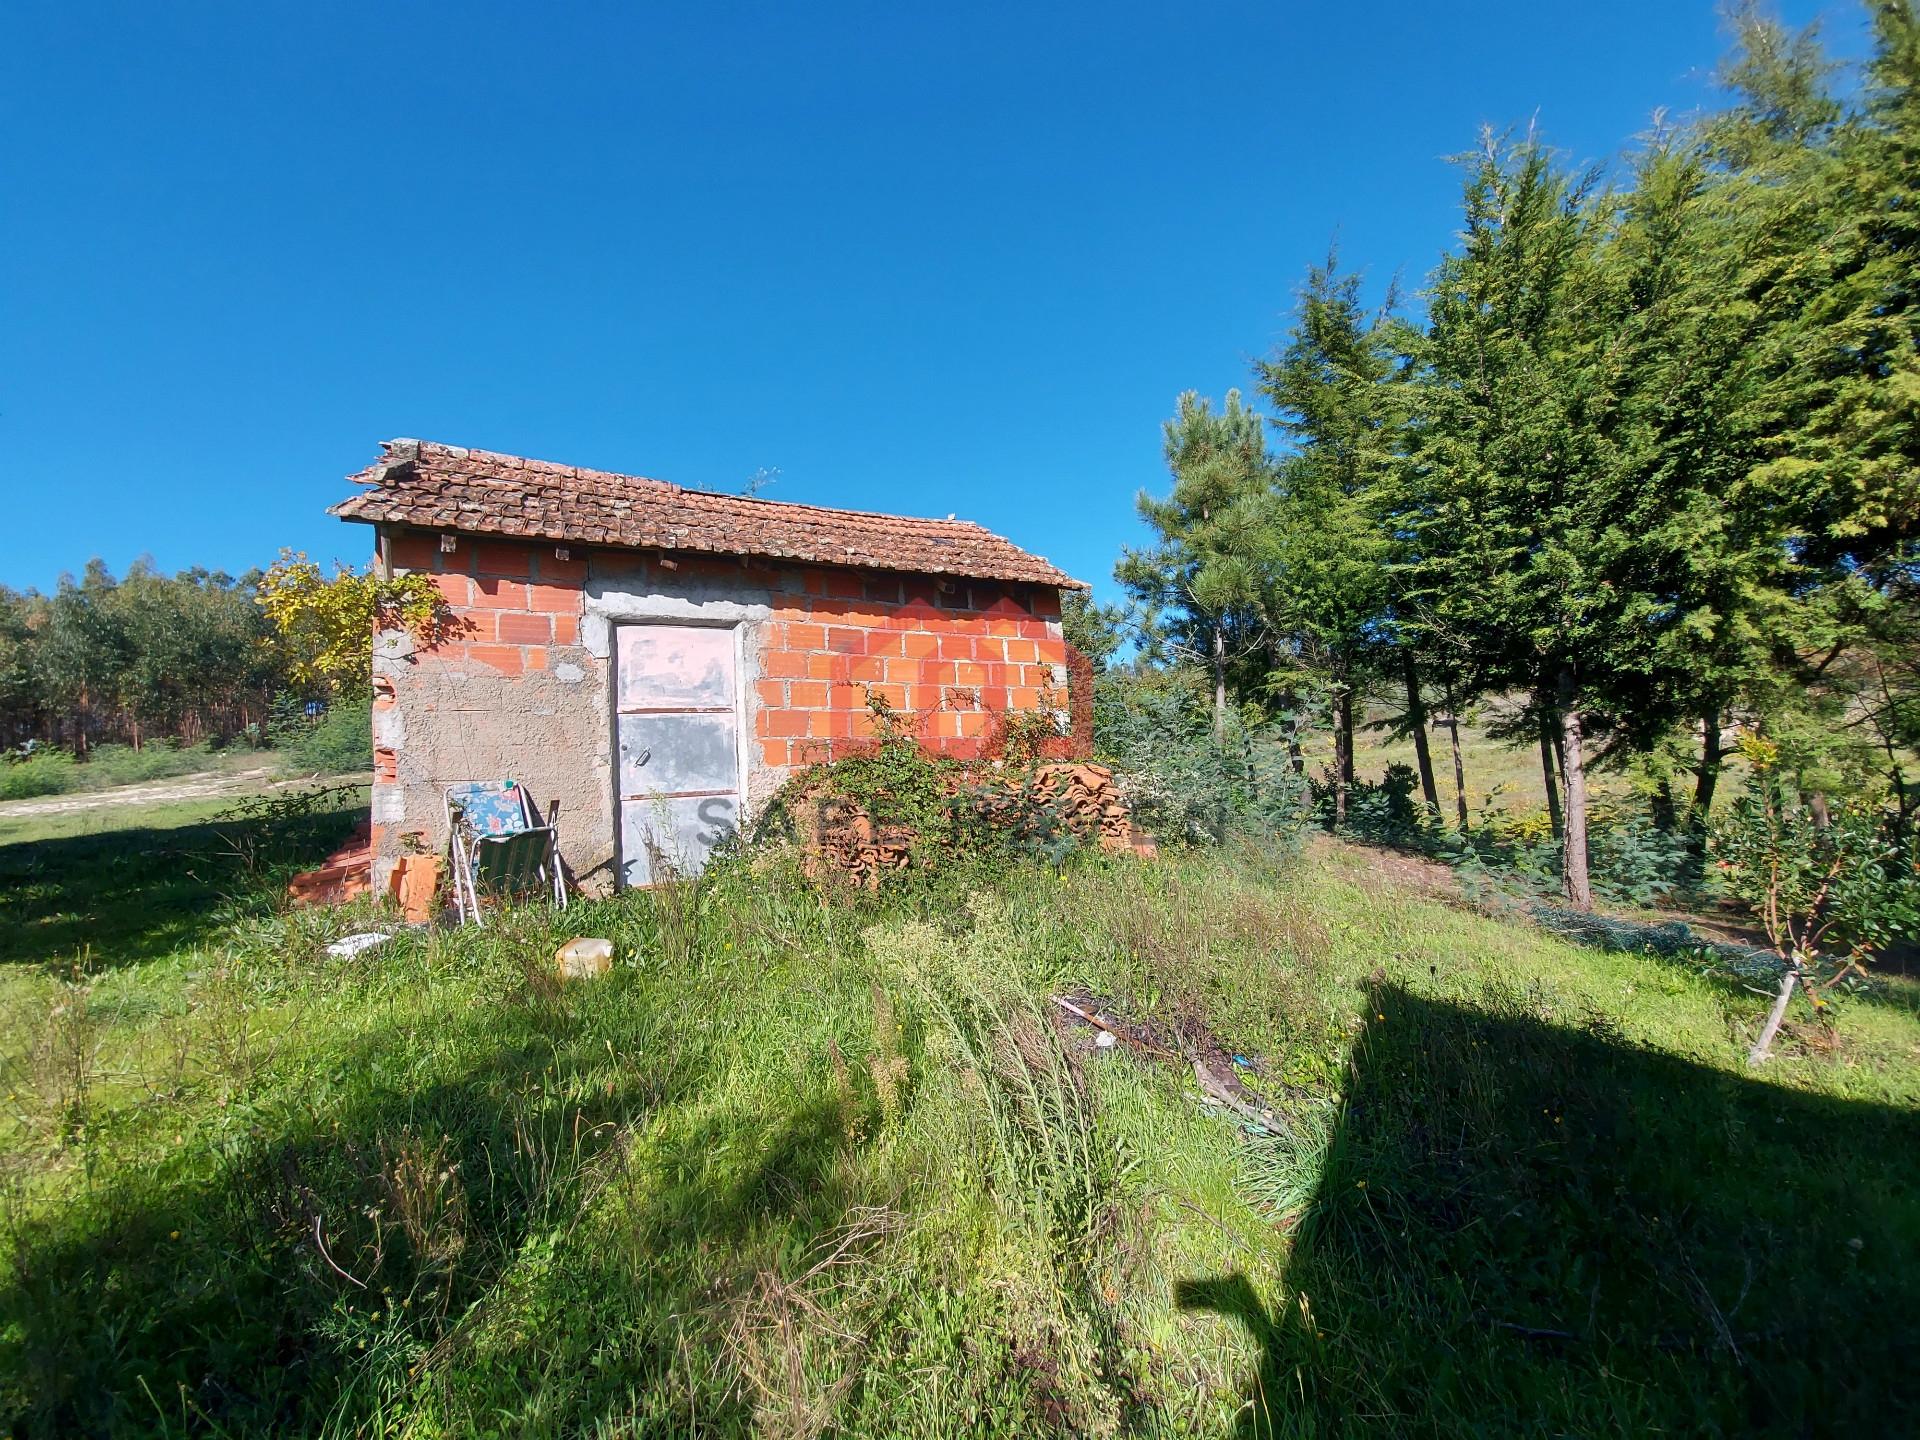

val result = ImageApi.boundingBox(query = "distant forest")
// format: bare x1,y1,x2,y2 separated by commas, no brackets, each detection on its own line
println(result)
0,560,282,754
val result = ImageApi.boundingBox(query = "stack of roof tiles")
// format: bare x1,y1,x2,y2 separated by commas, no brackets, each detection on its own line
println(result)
331,439,1083,589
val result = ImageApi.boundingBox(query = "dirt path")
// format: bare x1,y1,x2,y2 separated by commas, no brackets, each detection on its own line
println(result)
0,767,366,819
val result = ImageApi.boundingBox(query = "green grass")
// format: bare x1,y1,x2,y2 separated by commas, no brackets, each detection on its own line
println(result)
1,800,1916,1436
1319,706,1755,825
0,789,366,970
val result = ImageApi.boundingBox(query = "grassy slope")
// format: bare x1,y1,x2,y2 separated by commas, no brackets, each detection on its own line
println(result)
1310,709,1751,824
1,807,1916,1437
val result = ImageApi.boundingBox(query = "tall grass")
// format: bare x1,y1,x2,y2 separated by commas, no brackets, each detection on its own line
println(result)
1,832,1916,1436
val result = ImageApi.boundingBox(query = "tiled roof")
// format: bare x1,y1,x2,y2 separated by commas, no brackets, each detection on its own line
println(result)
330,440,1085,589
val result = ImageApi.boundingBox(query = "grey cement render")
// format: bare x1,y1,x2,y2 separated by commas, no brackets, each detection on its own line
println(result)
371,553,789,896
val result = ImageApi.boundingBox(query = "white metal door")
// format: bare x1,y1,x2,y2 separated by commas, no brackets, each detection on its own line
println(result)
614,623,742,886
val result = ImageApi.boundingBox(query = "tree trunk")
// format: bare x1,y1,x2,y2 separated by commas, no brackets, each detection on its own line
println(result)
1690,710,1723,832
1339,679,1355,789
1212,620,1228,744
1445,691,1469,833
1651,779,1676,832
1537,698,1562,843
1809,792,1831,830
1748,964,1799,1065
1556,666,1593,912
1332,673,1352,826
1402,649,1440,818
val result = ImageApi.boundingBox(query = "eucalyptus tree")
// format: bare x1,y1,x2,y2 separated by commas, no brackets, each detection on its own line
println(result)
31,562,133,757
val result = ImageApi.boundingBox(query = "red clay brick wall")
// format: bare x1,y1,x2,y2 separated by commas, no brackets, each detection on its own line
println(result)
752,570,1071,768
386,530,586,680
380,530,1074,776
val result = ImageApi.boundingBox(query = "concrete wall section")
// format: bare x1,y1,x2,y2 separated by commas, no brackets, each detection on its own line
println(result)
370,531,612,894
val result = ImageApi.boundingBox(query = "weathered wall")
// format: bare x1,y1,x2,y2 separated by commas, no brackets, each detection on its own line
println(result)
371,527,1074,894
371,533,611,892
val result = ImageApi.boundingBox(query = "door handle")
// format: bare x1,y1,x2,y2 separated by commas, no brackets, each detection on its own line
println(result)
632,747,652,767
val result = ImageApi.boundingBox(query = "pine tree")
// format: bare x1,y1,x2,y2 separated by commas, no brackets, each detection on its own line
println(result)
1117,390,1273,741
1699,1,1920,808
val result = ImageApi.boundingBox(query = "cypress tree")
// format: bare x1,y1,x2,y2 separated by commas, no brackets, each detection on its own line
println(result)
1255,256,1409,823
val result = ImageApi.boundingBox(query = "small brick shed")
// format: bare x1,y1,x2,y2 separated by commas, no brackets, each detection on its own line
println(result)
331,439,1091,893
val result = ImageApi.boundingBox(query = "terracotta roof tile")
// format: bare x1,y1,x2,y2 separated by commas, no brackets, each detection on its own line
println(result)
331,440,1085,589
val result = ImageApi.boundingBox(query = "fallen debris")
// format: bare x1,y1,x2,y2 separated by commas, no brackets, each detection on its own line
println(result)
555,937,614,980
1049,993,1178,1059
1049,988,1285,1135
324,931,393,960
389,854,441,925
287,821,372,907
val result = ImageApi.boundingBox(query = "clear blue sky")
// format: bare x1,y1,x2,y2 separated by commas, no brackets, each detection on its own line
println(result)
0,1,1858,603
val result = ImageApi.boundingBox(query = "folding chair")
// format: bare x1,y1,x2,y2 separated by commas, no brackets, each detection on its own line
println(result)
444,780,568,925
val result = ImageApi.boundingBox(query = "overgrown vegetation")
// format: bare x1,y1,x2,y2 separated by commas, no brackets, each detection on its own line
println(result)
2,794,1915,1436
767,693,1090,877
1093,668,1307,849
276,694,376,776
1108,1,1920,914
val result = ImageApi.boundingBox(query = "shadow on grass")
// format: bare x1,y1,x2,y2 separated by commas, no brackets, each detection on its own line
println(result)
1181,984,1920,1437
0,984,875,1438
0,806,362,969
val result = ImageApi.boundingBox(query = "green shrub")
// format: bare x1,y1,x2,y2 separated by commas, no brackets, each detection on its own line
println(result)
281,694,373,774
1311,762,1437,846
0,749,77,800
762,693,1091,880
1094,671,1310,850
1710,732,1920,1061
1441,810,1701,912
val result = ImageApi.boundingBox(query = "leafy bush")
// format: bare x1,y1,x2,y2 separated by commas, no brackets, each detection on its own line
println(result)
761,692,1090,882
1311,763,1437,847
1586,814,1698,908
1442,810,1701,912
280,695,374,775
0,749,77,800
1710,732,1920,1062
798,694,959,859
1093,670,1309,850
